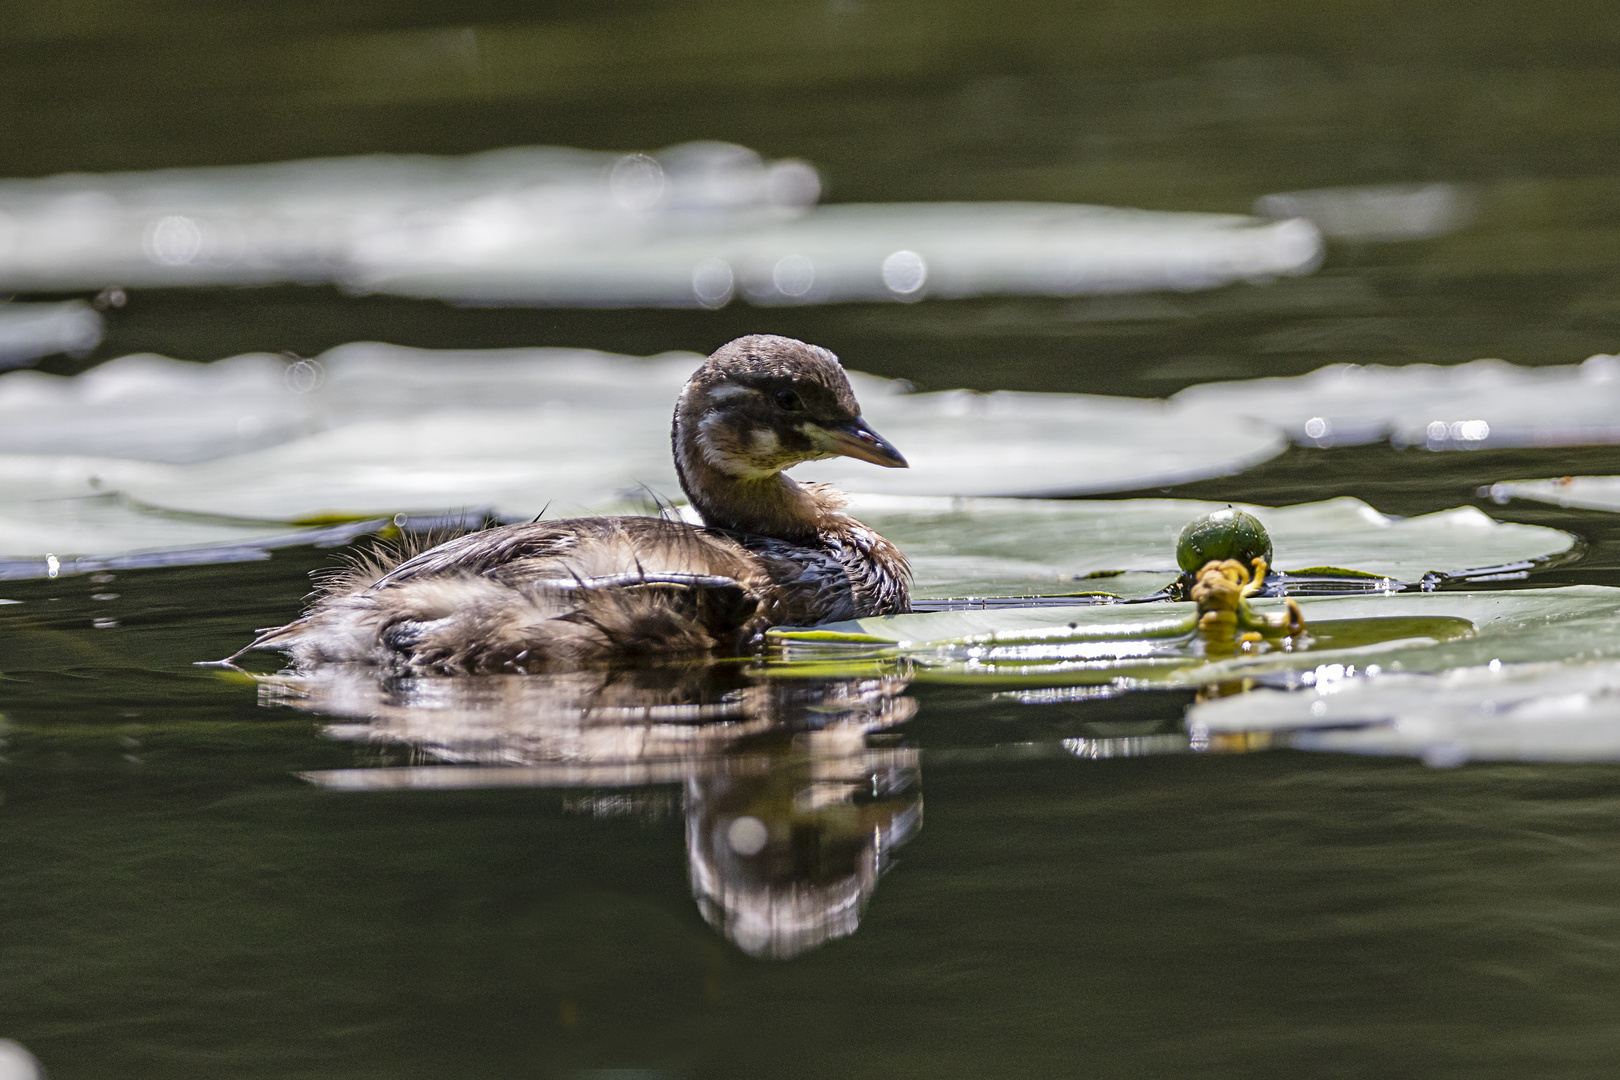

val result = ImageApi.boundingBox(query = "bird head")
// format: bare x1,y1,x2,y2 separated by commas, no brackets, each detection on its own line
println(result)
675,334,907,480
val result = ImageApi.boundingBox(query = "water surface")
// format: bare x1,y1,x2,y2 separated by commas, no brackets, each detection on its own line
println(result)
6,2,1620,1077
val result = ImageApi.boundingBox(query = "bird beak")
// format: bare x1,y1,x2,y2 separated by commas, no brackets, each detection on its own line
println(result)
812,417,908,469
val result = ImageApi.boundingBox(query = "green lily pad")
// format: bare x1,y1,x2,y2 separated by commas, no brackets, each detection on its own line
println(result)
841,494,1575,600
1485,476,1620,513
1188,658,1620,765
767,586,1620,689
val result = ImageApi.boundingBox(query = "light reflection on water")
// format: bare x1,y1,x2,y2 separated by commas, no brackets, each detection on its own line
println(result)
263,665,921,959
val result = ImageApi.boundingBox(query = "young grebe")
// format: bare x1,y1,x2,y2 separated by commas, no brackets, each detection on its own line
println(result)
242,335,911,672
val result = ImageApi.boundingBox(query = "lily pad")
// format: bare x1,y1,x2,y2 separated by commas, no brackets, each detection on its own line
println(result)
768,586,1620,689
1173,354,1620,449
0,356,1566,579
0,143,1322,305
113,387,1284,517
0,494,381,579
1485,476,1620,513
0,142,820,294
0,301,102,370
0,344,701,465
798,390,1284,499
1254,183,1475,242
0,343,1286,523
842,494,1575,600
1188,659,1620,765
370,202,1324,307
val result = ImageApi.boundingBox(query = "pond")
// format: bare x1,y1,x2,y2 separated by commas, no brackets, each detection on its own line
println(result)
5,3,1620,1078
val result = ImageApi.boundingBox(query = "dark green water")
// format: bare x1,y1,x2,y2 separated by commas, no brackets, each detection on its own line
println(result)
6,3,1620,1077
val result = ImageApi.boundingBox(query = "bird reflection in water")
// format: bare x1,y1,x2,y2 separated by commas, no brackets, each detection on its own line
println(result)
260,663,920,959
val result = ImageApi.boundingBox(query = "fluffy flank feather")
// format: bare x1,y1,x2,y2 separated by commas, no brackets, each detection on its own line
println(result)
312,523,487,597
255,517,769,674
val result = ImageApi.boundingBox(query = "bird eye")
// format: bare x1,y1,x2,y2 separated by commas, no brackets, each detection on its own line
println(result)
774,389,802,411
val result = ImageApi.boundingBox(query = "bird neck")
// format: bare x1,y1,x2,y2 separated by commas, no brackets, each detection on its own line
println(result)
673,421,832,543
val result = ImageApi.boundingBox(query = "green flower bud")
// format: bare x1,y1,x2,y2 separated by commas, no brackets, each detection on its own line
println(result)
1176,507,1272,575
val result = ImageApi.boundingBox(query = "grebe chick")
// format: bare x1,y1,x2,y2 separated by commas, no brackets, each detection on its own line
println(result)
242,335,911,673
